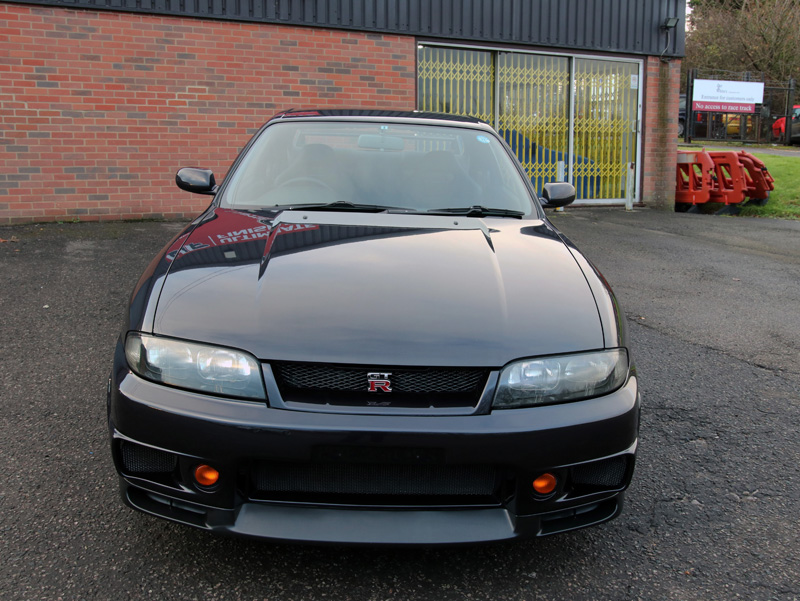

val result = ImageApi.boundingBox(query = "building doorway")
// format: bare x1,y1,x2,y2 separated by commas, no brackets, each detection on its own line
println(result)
418,45,642,204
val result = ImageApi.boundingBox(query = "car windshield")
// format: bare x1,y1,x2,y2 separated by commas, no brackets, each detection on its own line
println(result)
220,121,536,215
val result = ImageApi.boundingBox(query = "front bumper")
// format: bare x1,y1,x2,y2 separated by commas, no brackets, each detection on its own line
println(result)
123,483,625,544
109,359,639,545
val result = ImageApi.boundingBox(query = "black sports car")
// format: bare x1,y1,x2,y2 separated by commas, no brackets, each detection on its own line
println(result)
108,109,640,545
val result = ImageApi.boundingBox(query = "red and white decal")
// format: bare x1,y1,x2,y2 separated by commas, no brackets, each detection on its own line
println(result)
367,372,392,393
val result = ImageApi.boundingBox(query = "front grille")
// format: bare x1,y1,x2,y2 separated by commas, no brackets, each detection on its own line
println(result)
275,363,485,393
120,441,177,474
571,456,628,488
248,462,500,505
272,362,488,408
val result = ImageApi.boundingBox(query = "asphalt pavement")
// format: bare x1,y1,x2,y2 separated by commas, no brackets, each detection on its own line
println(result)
1,209,799,601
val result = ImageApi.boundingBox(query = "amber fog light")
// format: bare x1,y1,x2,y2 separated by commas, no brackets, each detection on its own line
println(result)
532,473,558,495
194,464,220,487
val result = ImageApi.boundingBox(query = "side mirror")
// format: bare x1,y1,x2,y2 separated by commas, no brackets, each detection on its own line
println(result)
541,182,576,208
176,168,217,195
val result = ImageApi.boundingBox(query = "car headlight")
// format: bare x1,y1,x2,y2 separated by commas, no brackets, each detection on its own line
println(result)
124,333,266,400
493,349,628,409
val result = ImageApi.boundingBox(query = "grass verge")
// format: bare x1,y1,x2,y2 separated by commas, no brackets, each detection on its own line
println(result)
738,153,800,219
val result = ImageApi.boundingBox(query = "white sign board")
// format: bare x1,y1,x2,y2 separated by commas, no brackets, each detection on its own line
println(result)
692,79,764,113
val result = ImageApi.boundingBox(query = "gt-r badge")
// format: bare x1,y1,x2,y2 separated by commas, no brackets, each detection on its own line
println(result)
367,372,392,392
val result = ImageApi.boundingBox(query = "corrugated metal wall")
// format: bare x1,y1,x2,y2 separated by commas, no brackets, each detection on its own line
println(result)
7,0,686,57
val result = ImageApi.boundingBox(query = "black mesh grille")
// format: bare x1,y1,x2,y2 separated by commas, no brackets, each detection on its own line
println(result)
274,363,485,393
250,462,498,503
277,364,366,392
393,369,485,393
571,456,628,488
120,441,177,474
271,363,488,409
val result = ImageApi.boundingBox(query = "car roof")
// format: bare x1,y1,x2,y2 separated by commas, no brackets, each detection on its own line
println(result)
267,108,491,128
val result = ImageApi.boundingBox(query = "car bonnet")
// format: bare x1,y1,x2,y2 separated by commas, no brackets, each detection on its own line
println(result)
151,208,604,367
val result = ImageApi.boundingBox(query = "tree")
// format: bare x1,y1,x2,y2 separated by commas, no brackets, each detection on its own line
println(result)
684,0,800,83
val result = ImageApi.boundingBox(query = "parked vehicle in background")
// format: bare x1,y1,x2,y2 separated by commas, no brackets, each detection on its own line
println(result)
721,113,753,137
772,105,800,142
678,94,707,138
787,106,800,144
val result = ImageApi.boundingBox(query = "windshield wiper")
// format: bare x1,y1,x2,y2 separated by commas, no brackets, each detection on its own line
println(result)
426,205,525,218
288,201,409,213
237,202,417,215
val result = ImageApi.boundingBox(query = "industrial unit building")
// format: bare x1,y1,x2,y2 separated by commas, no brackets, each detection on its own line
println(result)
0,0,685,222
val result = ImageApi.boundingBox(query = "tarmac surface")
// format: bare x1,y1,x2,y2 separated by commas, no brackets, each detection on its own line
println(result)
1,208,799,600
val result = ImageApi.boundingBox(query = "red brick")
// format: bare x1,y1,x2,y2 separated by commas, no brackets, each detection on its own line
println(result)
639,57,681,210
0,3,415,223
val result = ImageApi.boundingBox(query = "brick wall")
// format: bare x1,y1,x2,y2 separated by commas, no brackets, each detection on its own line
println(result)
641,56,681,210
0,3,416,223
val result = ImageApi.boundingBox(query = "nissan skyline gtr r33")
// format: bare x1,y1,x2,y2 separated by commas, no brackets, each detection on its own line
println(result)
108,109,640,545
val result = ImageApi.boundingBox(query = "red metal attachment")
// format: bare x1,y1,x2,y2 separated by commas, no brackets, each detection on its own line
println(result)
705,151,748,206
736,150,774,204
675,149,774,212
675,150,716,206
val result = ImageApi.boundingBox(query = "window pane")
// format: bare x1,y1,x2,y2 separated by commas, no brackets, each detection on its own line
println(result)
418,47,494,123
498,53,570,196
573,59,639,201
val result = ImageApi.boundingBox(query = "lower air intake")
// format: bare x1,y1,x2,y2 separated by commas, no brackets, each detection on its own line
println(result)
571,456,628,488
120,441,177,474
251,462,498,501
